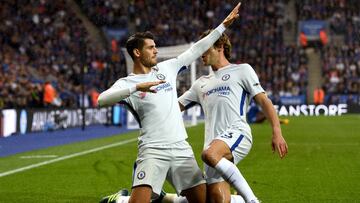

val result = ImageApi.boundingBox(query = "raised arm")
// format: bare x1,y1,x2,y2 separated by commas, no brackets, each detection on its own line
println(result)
254,93,288,158
98,80,165,106
175,2,241,67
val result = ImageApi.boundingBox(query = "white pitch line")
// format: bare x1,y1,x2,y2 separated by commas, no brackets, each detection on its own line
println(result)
20,155,59,159
0,138,137,178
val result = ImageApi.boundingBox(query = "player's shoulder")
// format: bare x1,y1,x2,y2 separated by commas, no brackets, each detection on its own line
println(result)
155,59,180,75
229,63,254,71
188,74,211,89
225,63,255,76
198,73,214,82
113,74,139,86
122,74,139,81
156,59,178,69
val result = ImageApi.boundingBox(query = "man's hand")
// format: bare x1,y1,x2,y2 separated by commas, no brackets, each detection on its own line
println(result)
136,80,166,93
272,129,288,159
222,2,241,27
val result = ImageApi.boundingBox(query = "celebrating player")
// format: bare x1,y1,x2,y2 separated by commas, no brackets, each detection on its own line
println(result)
176,30,288,203
145,26,288,203
98,3,241,203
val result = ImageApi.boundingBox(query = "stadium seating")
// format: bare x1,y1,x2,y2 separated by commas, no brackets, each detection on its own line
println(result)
0,0,111,108
0,0,358,109
296,0,360,104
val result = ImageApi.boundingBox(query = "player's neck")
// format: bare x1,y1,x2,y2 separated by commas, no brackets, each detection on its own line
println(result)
211,58,230,72
133,61,152,74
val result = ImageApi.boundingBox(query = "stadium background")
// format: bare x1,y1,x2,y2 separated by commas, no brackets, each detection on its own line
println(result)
0,0,359,202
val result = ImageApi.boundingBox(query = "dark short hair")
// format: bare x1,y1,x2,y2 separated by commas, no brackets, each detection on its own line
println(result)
201,30,232,60
126,31,155,59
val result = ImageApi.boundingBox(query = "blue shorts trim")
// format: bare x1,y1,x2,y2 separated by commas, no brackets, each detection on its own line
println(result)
230,134,244,151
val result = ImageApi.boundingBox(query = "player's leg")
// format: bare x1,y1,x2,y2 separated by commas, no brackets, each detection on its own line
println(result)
129,185,152,203
208,181,248,203
201,131,259,202
207,181,232,203
151,190,246,203
181,183,206,203
205,165,246,203
130,147,171,203
169,141,207,203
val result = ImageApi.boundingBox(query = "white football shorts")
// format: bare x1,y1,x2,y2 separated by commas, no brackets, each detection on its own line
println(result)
132,140,205,198
205,127,252,184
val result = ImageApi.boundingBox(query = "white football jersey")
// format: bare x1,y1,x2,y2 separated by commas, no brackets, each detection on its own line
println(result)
179,63,265,148
114,63,187,148
106,24,226,148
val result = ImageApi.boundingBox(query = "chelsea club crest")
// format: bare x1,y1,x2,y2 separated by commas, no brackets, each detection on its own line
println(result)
137,171,146,180
156,73,166,80
222,74,230,81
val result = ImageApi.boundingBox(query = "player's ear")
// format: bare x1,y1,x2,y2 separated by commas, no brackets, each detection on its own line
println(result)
133,48,141,58
216,45,224,52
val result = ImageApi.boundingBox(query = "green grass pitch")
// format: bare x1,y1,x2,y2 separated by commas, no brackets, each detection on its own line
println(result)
0,115,359,202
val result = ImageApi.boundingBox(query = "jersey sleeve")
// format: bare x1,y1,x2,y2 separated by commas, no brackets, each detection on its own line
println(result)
97,79,133,106
178,83,200,110
241,64,265,98
167,24,226,75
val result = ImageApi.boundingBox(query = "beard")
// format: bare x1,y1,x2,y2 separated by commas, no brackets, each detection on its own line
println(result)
141,56,157,68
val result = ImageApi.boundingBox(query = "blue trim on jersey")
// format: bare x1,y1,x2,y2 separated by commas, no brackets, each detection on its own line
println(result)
184,101,199,110
240,90,248,116
230,134,244,151
132,162,137,185
177,66,187,75
119,101,142,128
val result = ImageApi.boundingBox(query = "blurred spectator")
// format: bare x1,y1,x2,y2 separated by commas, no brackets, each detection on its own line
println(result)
43,81,58,107
90,88,100,107
313,86,325,104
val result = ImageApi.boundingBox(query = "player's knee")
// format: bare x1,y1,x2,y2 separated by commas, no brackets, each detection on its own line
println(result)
182,184,206,203
201,149,219,167
207,189,231,203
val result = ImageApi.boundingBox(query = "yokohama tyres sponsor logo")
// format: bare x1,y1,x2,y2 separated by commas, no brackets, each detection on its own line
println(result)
205,86,230,96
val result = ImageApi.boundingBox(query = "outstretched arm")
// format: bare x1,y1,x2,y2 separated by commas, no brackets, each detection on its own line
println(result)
175,2,241,67
98,80,165,106
254,93,288,158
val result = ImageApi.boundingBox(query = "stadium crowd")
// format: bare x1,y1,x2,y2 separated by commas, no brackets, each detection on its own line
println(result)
296,0,360,104
0,0,112,108
0,0,358,109
81,0,309,101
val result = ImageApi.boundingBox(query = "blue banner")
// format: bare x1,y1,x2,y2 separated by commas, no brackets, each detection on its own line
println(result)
280,95,307,105
299,20,327,38
103,28,128,41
